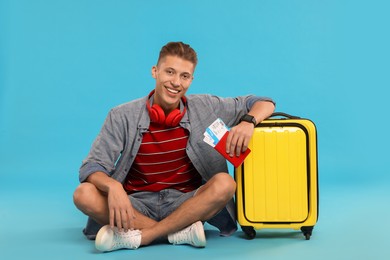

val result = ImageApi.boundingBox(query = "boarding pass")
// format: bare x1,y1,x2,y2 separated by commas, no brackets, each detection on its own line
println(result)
203,118,229,147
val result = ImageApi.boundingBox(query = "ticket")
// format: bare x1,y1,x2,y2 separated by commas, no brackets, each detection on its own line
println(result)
203,118,229,147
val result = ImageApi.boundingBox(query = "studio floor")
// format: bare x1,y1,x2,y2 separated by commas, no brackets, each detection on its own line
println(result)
1,173,389,260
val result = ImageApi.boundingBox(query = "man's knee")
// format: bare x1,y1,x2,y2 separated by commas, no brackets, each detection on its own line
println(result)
73,182,97,209
209,173,236,200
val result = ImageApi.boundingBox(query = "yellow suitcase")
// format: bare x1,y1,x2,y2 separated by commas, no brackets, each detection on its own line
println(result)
235,112,318,240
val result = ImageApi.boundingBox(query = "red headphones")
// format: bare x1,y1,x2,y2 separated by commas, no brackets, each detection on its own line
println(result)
146,90,187,127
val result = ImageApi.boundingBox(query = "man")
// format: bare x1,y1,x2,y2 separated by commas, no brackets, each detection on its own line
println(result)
73,42,275,251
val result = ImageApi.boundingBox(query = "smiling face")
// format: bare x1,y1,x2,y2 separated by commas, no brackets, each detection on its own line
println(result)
151,55,195,114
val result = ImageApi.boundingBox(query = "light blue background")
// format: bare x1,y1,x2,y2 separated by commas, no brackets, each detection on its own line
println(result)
1,0,389,259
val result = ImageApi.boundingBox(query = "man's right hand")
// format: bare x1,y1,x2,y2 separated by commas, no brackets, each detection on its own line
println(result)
86,171,136,232
107,181,136,231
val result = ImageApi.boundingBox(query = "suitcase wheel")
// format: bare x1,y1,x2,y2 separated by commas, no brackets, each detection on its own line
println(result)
241,226,256,240
301,226,314,240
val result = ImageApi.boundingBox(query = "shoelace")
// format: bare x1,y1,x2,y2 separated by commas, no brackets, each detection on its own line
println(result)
172,226,192,243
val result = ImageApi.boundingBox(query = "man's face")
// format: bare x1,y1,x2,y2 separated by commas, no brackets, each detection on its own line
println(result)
151,55,195,113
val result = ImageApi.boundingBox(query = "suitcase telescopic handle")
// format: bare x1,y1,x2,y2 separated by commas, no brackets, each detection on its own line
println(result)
269,112,301,119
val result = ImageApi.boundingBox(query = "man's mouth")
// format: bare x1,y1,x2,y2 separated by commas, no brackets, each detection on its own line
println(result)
165,87,181,94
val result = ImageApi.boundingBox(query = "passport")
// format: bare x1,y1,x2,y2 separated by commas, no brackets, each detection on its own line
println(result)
203,118,251,167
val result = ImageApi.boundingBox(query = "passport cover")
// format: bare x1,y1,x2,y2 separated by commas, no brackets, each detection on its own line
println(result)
214,131,251,167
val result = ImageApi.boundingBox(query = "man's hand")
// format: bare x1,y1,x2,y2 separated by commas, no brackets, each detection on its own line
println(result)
225,121,254,157
87,172,137,232
225,100,275,157
107,182,136,232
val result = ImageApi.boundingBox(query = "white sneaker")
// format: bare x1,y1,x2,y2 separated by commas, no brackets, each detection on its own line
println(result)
95,225,142,252
168,221,206,248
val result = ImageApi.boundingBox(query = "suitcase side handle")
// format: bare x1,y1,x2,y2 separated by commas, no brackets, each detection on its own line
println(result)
269,112,301,119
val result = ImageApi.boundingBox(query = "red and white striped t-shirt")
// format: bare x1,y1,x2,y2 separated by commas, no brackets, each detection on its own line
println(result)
123,123,202,194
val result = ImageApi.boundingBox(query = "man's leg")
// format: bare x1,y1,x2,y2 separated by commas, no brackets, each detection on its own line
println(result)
139,172,236,246
73,182,157,230
73,172,236,248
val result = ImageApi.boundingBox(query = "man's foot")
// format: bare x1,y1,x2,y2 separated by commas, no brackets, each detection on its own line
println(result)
95,225,142,252
168,221,206,248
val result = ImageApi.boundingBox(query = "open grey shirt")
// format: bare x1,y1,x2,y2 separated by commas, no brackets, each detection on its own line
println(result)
79,93,274,239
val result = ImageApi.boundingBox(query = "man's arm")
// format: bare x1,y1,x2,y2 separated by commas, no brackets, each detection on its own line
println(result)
226,100,275,157
247,99,276,127
86,171,136,231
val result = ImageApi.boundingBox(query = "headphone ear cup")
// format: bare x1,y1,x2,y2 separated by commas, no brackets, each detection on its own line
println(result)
165,109,182,127
150,104,166,125
146,90,187,127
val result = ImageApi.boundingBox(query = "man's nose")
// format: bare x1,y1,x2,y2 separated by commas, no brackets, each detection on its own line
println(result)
171,75,181,87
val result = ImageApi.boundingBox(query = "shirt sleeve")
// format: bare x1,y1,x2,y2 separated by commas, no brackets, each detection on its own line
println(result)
78,108,125,183
201,94,275,127
245,96,276,111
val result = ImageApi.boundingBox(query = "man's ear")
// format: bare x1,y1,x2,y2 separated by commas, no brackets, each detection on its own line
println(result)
151,66,157,79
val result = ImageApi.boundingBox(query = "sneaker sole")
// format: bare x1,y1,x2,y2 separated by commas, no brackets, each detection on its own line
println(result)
193,221,206,248
95,225,114,252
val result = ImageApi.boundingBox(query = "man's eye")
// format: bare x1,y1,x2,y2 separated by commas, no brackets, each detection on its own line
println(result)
166,70,174,75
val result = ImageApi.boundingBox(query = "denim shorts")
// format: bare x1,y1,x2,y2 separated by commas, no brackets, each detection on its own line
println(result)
128,189,197,221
